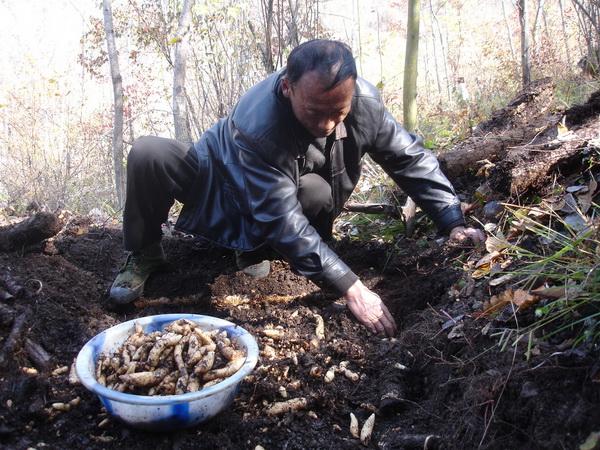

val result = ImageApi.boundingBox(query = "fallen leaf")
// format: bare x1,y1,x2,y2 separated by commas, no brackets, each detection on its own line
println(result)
527,207,547,218
560,193,579,214
577,176,597,213
485,233,509,253
512,289,541,310
564,214,590,233
477,288,541,317
556,118,569,137
479,289,515,316
474,251,501,269
447,323,464,339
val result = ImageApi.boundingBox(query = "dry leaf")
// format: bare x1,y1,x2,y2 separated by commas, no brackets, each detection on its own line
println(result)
566,185,588,194
474,251,501,269
560,193,579,214
477,288,541,317
531,286,566,299
577,176,597,214
556,118,569,137
471,251,505,279
479,289,514,316
527,207,547,218
511,289,540,310
485,234,509,253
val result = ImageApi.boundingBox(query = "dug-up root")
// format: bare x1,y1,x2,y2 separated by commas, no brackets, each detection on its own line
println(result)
265,397,308,416
133,296,203,309
95,319,246,396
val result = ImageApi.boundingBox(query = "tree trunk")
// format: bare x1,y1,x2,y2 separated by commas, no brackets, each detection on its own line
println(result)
102,0,125,208
519,0,532,86
502,0,517,64
558,0,572,66
173,0,194,145
428,0,442,97
430,1,451,101
356,0,363,74
403,0,420,132
0,212,61,252
572,0,600,69
532,0,546,58
260,0,275,73
403,0,421,236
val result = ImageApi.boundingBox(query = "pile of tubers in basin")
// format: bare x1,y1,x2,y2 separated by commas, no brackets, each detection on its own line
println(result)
95,319,246,395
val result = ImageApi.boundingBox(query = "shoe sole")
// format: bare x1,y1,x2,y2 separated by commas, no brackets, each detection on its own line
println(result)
241,260,271,279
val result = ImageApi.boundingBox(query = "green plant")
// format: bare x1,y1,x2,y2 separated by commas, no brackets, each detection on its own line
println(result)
492,203,600,352
554,77,600,109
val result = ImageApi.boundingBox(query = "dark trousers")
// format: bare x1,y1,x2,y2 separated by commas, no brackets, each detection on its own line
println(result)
123,136,334,251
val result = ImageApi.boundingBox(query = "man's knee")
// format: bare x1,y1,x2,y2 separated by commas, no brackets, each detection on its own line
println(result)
128,136,190,174
298,174,333,216
128,136,164,165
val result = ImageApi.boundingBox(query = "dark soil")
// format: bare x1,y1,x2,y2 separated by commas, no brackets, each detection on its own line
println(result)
0,221,598,450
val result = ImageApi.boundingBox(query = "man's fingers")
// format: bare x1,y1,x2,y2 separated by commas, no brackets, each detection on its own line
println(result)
364,320,377,334
373,321,385,335
380,306,397,336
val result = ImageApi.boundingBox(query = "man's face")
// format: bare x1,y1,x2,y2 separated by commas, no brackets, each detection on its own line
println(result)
282,70,355,138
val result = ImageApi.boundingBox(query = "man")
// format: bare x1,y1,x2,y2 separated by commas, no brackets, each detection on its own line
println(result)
110,39,484,337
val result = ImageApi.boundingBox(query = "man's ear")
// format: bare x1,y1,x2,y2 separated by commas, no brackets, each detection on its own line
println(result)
281,78,292,98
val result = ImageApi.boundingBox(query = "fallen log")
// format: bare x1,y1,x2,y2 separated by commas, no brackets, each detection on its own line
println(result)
378,432,441,449
0,212,61,252
344,202,400,218
487,90,600,195
0,311,28,367
439,78,559,179
0,271,25,298
488,136,589,195
378,376,407,415
24,338,52,371
0,303,15,327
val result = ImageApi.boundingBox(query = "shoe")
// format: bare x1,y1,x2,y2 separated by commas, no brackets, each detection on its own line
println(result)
109,243,167,304
235,249,271,279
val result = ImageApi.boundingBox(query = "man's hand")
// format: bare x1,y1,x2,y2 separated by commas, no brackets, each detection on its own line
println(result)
449,226,486,245
344,279,397,337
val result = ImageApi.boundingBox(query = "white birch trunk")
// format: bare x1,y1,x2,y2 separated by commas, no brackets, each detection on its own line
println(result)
402,0,421,237
102,0,125,208
519,0,532,86
173,0,194,145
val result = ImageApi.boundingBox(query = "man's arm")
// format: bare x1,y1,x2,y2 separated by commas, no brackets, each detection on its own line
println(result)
368,106,466,233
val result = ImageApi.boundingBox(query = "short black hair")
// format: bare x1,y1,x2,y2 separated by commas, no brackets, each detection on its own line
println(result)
286,39,357,91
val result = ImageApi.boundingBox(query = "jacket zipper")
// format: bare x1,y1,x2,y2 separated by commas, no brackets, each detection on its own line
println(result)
330,140,338,215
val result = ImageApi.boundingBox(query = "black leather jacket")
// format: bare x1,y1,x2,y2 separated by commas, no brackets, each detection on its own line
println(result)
176,70,464,294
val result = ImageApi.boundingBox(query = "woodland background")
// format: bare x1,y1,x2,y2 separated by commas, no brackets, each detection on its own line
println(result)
0,0,598,215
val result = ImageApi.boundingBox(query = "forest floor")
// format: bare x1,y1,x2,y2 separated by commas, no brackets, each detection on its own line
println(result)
0,85,599,450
